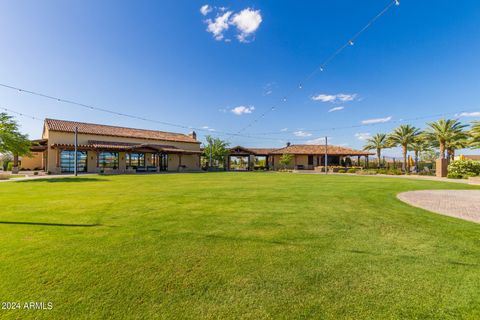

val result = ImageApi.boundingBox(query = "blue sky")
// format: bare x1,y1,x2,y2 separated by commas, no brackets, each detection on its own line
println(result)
1,0,479,155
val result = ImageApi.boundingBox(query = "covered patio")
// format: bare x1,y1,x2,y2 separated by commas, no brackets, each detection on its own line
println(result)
226,146,275,171
49,140,202,174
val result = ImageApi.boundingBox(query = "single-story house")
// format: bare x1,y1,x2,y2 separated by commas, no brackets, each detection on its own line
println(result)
22,118,202,174
224,144,372,171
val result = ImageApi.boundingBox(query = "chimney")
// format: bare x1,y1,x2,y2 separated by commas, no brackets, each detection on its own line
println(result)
189,131,197,140
286,142,291,147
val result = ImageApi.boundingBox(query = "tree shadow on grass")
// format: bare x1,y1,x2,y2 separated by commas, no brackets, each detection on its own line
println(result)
0,221,101,227
15,177,105,183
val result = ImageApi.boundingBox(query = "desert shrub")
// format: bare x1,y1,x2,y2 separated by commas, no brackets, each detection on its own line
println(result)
447,160,480,179
337,169,346,173
33,171,39,176
387,169,403,175
357,169,377,175
377,169,388,174
347,168,357,174
0,174,10,180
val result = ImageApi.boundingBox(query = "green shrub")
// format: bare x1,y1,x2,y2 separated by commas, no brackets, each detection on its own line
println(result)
447,160,480,179
7,162,13,171
447,172,463,179
377,169,388,174
337,169,346,173
347,168,357,174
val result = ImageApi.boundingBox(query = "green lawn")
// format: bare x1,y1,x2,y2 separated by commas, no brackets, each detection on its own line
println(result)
0,173,479,319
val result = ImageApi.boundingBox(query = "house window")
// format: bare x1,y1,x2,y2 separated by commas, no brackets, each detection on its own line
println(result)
126,153,145,168
308,155,314,165
60,150,87,173
98,152,119,169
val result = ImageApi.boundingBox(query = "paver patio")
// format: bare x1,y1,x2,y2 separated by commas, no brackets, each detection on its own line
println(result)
397,190,480,223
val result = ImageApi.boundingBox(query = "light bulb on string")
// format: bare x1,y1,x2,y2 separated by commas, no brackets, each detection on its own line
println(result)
395,0,400,6
349,40,354,46
298,84,303,89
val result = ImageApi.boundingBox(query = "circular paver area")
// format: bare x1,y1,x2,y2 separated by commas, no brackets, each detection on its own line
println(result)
397,190,480,224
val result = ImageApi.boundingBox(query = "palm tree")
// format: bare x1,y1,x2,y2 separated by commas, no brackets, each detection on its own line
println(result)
445,139,465,160
408,136,430,173
471,121,480,149
388,125,421,173
363,133,389,168
425,119,468,159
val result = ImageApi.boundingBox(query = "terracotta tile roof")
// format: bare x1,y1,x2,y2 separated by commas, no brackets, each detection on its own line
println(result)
247,148,281,155
229,146,280,155
269,144,373,156
45,118,199,144
50,140,202,154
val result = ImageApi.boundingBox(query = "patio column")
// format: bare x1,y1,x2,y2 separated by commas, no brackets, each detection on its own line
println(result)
178,154,182,171
56,149,61,168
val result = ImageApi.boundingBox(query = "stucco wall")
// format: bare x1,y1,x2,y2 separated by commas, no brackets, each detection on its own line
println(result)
20,152,44,170
45,130,201,173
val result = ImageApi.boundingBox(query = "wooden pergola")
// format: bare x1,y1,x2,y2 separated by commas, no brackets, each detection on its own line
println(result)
226,146,274,171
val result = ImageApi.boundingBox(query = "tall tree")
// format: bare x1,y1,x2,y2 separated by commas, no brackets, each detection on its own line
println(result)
202,135,230,168
388,125,421,173
363,133,389,168
0,113,31,173
446,139,469,161
408,135,431,173
471,121,480,149
425,119,468,159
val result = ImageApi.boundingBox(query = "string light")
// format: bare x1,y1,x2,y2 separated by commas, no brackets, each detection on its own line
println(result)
232,0,400,138
1,0,401,145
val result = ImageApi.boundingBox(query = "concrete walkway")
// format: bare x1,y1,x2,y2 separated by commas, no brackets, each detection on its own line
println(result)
398,190,480,224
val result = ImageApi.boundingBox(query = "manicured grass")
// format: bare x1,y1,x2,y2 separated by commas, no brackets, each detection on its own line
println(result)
0,173,479,319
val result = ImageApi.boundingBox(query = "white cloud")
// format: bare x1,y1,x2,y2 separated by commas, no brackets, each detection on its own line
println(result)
231,105,255,115
328,106,344,112
305,137,330,144
280,128,288,132
312,93,357,103
456,112,480,117
355,132,371,141
230,8,262,43
202,126,216,132
200,4,212,16
202,7,262,43
293,130,313,137
205,11,233,41
337,94,357,102
361,116,392,124
312,94,337,102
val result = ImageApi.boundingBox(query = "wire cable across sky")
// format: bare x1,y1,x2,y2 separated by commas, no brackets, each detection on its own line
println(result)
228,0,401,139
